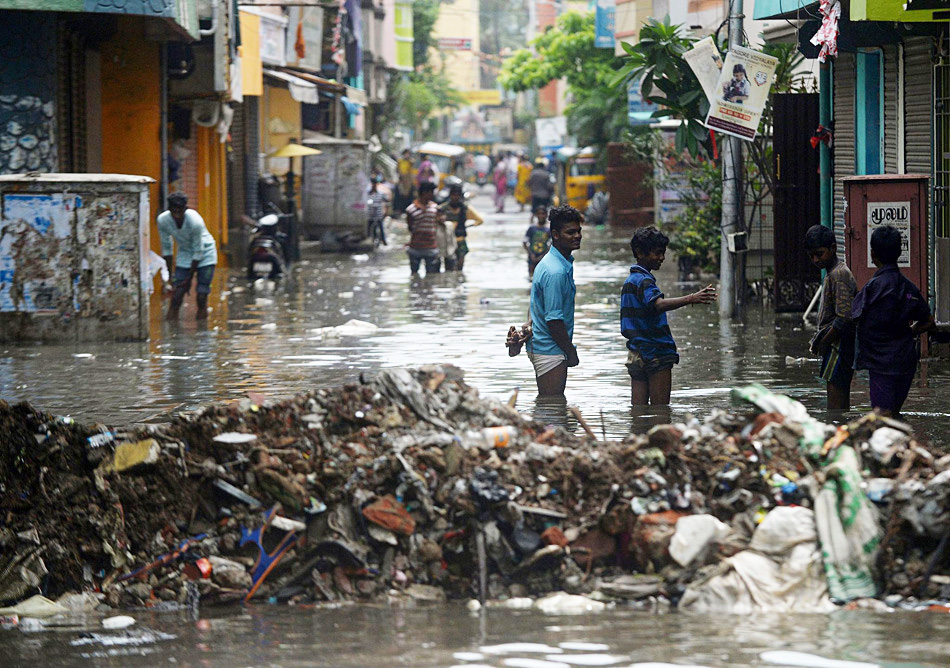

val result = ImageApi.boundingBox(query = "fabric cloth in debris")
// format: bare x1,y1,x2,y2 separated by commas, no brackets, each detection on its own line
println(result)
813,445,881,601
679,507,835,613
362,495,415,535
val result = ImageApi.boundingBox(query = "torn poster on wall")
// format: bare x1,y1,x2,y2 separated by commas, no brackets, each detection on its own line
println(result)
0,193,80,312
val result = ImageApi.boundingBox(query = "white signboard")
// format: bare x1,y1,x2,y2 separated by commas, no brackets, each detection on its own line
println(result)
684,36,723,105
704,45,778,141
535,116,567,149
867,201,911,267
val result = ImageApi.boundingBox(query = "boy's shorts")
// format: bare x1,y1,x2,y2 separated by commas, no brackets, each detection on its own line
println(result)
174,265,215,295
626,350,678,382
818,339,855,391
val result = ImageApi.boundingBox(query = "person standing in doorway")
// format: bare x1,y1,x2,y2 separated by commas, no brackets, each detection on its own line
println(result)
404,181,442,276
525,205,583,396
158,192,218,321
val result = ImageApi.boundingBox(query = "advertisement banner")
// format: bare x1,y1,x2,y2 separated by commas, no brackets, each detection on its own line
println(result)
438,37,472,51
595,0,616,49
394,0,414,71
867,201,911,267
703,45,777,141
683,36,723,105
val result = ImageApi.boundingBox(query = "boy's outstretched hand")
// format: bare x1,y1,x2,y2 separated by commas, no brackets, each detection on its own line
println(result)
689,284,718,305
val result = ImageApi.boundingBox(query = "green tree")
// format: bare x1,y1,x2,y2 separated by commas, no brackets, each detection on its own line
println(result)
412,0,441,68
499,11,626,148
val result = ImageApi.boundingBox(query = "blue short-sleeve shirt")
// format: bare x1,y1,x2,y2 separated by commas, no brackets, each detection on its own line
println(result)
528,245,575,356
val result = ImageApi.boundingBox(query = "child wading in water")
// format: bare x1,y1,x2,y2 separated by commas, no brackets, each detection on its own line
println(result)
621,227,716,405
523,204,551,278
805,224,857,410
853,225,934,417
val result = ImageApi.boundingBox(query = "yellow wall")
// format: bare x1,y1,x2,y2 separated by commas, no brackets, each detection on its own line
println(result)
431,0,481,92
196,126,227,245
99,17,162,254
263,84,301,176
240,11,263,96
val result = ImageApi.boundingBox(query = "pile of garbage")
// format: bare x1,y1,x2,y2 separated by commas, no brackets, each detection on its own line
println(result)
2,366,949,618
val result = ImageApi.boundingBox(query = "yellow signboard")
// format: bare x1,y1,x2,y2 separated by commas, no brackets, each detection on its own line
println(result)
852,0,945,21
463,90,502,106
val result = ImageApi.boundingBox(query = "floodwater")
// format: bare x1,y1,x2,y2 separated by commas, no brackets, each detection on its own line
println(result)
2,192,948,443
2,604,950,667
3,193,950,666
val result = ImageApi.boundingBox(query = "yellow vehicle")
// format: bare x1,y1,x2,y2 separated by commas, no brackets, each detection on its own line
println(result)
415,142,467,190
555,146,605,212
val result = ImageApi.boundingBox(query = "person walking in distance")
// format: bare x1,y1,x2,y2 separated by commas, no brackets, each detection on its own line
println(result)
527,157,555,211
524,205,583,396
158,192,218,321
404,182,442,276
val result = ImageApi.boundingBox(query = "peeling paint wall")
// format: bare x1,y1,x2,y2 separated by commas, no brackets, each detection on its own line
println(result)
0,178,150,342
0,13,58,174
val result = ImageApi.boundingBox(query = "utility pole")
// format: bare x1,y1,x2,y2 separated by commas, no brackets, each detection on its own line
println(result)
719,0,744,319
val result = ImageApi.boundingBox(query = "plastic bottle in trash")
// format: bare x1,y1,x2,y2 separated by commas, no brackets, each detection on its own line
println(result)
459,426,517,450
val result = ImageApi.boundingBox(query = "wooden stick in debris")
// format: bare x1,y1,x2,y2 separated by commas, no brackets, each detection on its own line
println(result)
569,405,598,440
475,526,488,604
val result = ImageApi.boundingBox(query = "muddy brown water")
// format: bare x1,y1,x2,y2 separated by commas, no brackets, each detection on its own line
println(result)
2,193,950,665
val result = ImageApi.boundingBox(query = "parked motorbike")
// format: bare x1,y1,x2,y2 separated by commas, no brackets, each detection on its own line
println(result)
475,170,488,188
247,209,290,282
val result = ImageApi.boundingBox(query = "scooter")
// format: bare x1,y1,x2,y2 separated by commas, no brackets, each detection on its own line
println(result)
475,169,488,188
247,210,289,282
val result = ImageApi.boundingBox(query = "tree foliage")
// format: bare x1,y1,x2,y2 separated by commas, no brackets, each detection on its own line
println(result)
412,0,441,68
499,11,626,148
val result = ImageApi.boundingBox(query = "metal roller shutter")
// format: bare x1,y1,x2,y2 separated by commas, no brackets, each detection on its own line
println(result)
884,44,899,174
905,37,933,177
833,52,856,259
227,101,246,227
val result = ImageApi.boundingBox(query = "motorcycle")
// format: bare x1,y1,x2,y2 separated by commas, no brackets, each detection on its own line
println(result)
475,170,488,188
247,208,290,282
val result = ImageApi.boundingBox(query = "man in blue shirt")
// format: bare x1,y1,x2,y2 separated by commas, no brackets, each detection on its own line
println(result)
158,192,218,321
621,227,716,405
525,205,583,395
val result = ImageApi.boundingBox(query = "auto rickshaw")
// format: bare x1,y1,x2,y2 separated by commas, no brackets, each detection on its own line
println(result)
554,146,605,212
415,142,467,190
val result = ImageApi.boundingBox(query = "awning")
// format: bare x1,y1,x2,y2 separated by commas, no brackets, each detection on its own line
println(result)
263,69,318,104
852,0,950,22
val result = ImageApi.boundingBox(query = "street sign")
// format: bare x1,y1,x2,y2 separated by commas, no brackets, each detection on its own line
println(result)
627,80,657,125
438,38,473,51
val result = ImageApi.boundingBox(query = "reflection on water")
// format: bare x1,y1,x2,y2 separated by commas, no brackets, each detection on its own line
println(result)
0,604,948,667
1,192,948,447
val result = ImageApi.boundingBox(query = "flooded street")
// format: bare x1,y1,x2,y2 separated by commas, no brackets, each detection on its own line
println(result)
3,193,950,667
2,604,950,667
2,192,949,443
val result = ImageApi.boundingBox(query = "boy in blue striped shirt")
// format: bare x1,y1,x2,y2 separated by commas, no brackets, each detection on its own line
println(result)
622,227,716,405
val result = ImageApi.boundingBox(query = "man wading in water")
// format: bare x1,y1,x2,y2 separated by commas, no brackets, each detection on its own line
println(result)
507,205,583,396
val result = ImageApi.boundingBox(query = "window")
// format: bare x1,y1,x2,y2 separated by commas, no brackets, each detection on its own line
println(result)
856,49,884,175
